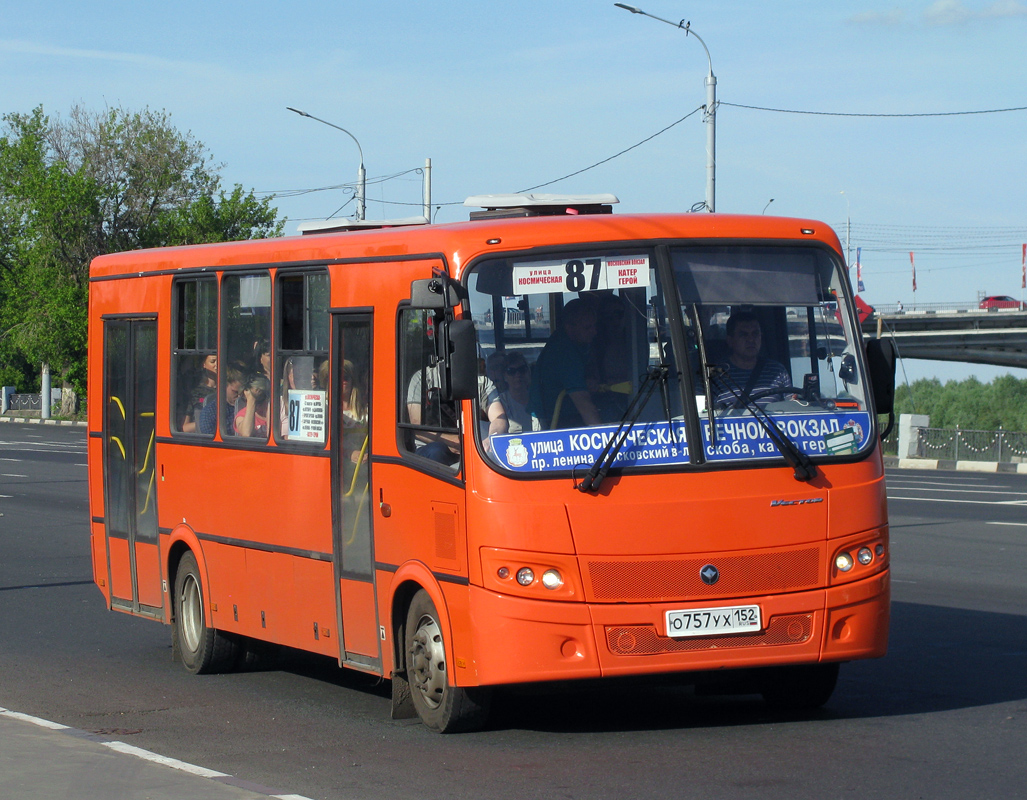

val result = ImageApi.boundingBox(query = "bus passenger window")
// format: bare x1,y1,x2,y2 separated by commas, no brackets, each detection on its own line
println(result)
222,272,271,442
172,277,217,435
276,271,329,446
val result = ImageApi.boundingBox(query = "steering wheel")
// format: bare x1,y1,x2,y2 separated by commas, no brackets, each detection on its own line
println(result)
746,386,806,402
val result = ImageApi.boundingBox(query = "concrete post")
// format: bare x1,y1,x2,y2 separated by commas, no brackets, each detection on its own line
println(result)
41,363,51,420
1,386,14,414
898,413,930,459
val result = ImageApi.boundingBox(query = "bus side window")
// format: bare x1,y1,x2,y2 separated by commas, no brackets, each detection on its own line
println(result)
276,271,329,446
222,272,272,442
172,277,217,436
398,308,460,466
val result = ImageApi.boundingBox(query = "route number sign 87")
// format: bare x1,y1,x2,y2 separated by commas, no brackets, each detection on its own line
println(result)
511,255,650,295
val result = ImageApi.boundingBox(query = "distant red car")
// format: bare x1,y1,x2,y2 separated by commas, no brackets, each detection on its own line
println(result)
979,295,1025,310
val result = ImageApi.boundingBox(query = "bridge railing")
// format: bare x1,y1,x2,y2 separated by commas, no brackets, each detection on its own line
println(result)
875,302,983,314
915,426,1027,463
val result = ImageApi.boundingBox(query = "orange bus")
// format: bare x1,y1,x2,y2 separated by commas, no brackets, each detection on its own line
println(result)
87,194,896,732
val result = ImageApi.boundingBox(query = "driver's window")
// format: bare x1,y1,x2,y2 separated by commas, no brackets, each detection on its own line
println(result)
398,308,461,467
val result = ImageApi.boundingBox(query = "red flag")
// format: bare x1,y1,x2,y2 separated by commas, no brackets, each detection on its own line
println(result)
1022,243,1025,290
910,251,916,292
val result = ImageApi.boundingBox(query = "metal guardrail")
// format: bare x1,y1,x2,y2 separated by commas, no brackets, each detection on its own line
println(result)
915,427,1027,463
8,393,42,411
873,302,1026,315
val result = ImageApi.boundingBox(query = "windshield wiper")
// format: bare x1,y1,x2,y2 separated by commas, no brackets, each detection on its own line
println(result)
688,305,718,450
576,364,669,494
709,369,818,483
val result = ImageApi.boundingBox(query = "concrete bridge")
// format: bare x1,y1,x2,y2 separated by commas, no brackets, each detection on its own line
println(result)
861,305,1027,369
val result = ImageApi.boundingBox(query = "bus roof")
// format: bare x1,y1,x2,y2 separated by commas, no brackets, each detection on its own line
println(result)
88,213,843,281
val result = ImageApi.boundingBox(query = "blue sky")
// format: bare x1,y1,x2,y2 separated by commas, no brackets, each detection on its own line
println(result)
3,0,1026,382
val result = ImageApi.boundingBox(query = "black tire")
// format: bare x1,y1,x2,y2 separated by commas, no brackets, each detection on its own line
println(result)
173,551,237,674
761,663,840,711
404,589,491,733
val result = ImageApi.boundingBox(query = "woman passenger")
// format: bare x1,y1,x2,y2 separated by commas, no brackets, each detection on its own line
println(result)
498,352,538,433
235,374,271,439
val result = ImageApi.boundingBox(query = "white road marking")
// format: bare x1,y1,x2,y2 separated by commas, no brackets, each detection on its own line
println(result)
102,741,229,778
887,486,1026,496
887,495,1027,506
0,706,316,800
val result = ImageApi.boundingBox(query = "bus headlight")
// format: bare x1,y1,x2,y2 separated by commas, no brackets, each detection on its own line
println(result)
857,547,874,565
835,552,854,572
541,569,564,590
480,547,581,601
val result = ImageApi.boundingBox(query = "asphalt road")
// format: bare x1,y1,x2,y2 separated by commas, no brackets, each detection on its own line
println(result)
1,423,1025,800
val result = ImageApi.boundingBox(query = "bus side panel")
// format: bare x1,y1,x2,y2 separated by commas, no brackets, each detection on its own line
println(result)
134,542,163,608
157,449,333,557
90,520,111,604
107,536,132,601
158,445,334,654
204,541,249,635
338,579,379,657
291,557,339,657
244,549,283,641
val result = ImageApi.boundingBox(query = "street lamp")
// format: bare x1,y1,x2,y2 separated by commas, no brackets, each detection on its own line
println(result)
287,106,366,221
614,4,716,212
762,198,774,214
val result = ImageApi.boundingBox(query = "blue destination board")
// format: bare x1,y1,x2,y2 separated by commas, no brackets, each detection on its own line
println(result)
489,411,872,473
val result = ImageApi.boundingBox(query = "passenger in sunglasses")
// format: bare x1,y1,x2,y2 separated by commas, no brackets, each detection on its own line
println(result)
498,352,539,433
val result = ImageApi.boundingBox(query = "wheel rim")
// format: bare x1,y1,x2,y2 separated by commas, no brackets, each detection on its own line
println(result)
180,574,203,653
409,613,446,709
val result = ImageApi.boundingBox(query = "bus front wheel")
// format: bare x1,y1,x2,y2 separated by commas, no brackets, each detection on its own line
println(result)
173,551,237,674
404,590,491,733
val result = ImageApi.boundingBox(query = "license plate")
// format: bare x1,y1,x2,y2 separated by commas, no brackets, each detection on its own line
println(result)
665,605,762,638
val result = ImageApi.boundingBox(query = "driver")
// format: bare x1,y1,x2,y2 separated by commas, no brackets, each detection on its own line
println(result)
711,309,792,408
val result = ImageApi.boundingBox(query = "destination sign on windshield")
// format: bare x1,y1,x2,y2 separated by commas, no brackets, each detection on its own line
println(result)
511,255,651,295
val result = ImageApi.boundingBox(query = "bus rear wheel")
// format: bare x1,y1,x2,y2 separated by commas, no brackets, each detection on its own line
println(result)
404,590,491,733
761,663,840,710
173,551,237,674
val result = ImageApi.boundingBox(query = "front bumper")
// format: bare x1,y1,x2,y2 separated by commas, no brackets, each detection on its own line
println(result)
465,569,889,686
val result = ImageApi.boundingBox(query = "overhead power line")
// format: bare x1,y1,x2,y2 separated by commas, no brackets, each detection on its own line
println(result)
721,101,1027,118
517,106,704,193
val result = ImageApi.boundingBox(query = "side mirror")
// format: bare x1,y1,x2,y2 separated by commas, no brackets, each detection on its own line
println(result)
447,319,477,401
838,353,856,384
864,338,896,415
410,277,464,309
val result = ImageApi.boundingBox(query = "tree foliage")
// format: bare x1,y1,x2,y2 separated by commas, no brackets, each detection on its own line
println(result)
895,373,1027,432
0,104,283,405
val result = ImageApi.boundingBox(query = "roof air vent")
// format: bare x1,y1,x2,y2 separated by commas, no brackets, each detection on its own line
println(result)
464,193,619,221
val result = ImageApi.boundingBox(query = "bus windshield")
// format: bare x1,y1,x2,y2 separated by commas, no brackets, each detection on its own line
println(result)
467,243,874,475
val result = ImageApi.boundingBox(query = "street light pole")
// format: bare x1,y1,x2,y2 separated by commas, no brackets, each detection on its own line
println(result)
287,107,366,221
615,3,716,212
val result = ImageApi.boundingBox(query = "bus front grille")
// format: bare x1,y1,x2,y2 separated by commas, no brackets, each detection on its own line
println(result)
584,547,820,602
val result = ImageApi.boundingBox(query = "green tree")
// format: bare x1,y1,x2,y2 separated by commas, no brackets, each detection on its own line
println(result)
895,373,1027,432
0,105,283,412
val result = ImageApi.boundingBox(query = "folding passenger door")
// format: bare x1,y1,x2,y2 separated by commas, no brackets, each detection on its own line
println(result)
102,318,163,617
330,312,381,670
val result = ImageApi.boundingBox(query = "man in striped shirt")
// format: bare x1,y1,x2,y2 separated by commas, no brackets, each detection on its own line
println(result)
712,309,792,409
